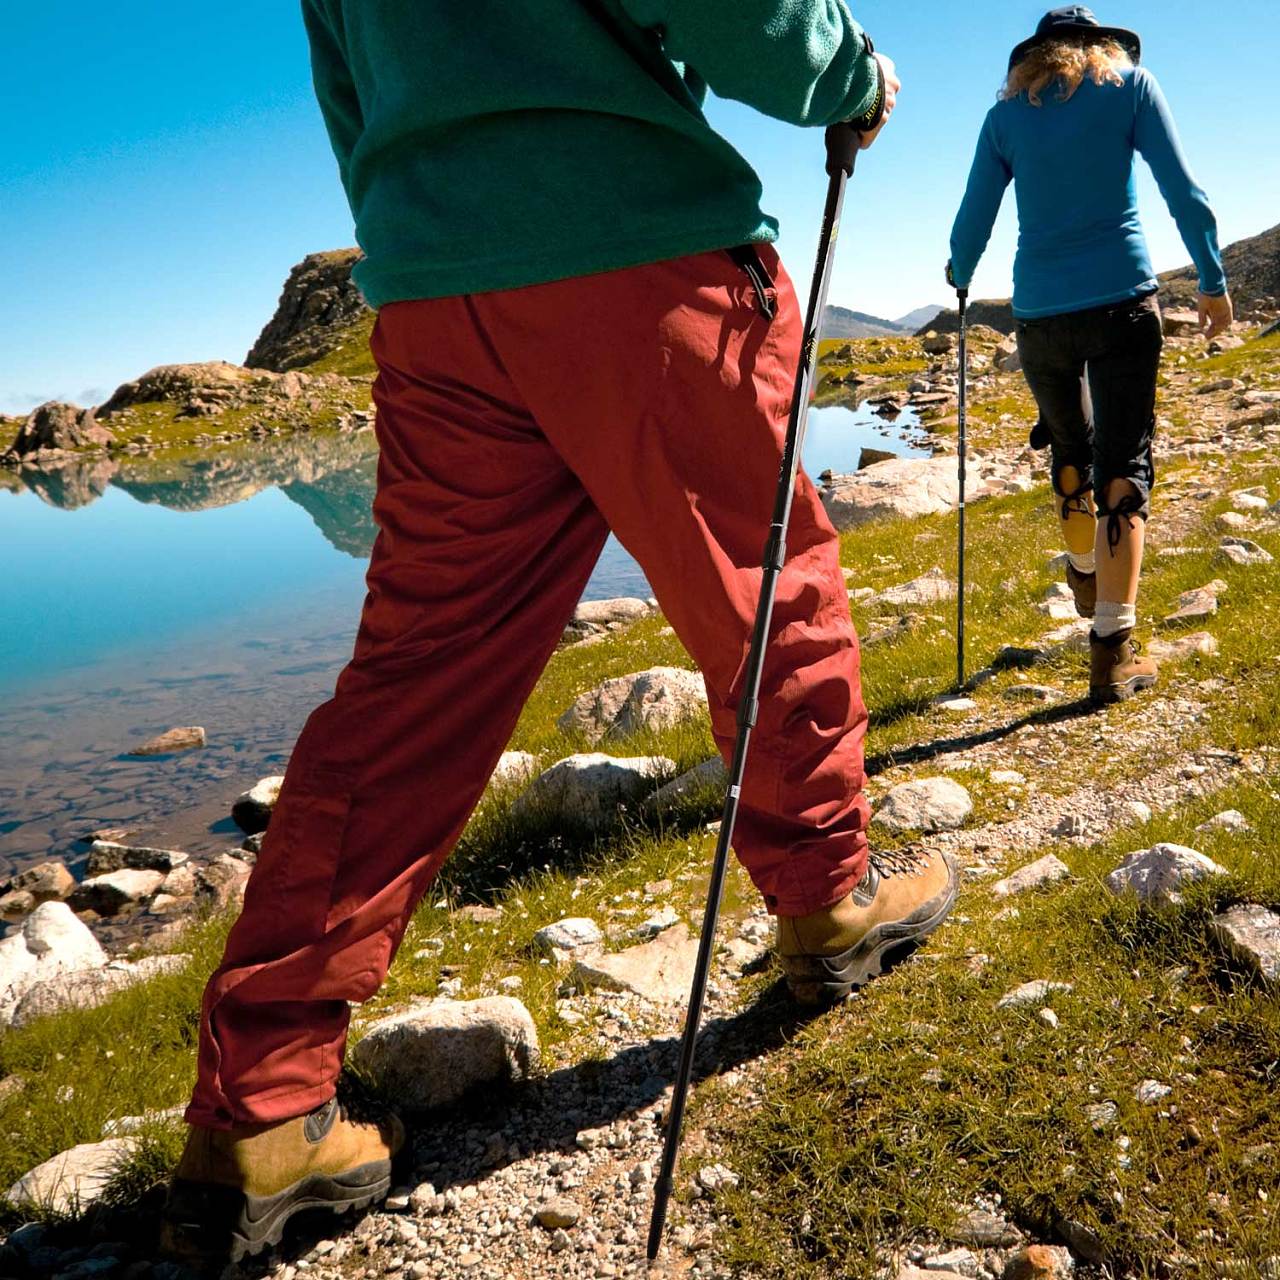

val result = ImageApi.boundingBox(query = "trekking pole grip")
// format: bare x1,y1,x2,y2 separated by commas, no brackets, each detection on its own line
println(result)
824,122,861,177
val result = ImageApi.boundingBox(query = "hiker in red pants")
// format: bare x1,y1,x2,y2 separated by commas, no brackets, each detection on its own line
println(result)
164,1,957,1261
947,6,1232,704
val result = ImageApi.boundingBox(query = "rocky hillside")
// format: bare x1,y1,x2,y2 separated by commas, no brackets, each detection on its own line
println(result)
1160,220,1280,314
244,248,370,372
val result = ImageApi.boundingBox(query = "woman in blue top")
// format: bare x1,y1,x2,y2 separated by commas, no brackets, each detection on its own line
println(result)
947,6,1233,705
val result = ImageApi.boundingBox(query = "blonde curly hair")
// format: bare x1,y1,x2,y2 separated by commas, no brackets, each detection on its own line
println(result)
1002,37,1132,106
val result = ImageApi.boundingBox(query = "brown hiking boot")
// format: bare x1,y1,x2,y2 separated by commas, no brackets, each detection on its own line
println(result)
1066,564,1097,618
1089,627,1158,705
161,1097,404,1265
776,848,958,1006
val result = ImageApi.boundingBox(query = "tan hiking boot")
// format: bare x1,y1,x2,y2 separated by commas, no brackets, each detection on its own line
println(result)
776,848,958,1006
1066,564,1097,618
161,1097,404,1265
1089,627,1158,704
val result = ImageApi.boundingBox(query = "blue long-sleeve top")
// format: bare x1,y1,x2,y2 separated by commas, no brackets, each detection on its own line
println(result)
949,66,1226,319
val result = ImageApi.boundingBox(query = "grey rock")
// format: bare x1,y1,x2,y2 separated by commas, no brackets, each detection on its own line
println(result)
1212,903,1280,986
1163,581,1227,626
858,445,898,469
1105,843,1227,907
1216,536,1273,567
0,903,108,1026
870,566,956,608
561,597,652,644
634,906,680,939
8,860,76,903
514,753,676,829
86,841,189,875
3,401,112,459
1136,1078,1172,1105
1053,1216,1106,1264
558,667,706,744
195,854,253,909
991,854,1071,899
923,1248,981,1276
6,1138,137,1215
994,337,1021,372
644,757,728,815
997,979,1073,1009
1082,1101,1118,1130
1146,631,1219,662
822,457,1002,531
873,776,973,833
533,1198,581,1229
489,751,539,788
695,1163,740,1194
68,868,164,916
349,997,540,1111
244,248,369,372
533,917,603,957
232,775,284,834
950,1207,1021,1247
571,924,699,1003
1196,808,1251,833
126,725,206,756
11,954,188,1029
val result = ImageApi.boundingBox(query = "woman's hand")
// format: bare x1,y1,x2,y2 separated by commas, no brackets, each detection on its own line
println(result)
858,54,900,150
1198,291,1234,340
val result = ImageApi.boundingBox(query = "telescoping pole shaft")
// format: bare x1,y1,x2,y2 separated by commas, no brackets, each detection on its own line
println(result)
956,289,968,691
646,123,862,1265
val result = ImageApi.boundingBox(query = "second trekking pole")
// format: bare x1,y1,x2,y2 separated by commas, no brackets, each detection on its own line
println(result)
646,121,863,1264
956,288,969,690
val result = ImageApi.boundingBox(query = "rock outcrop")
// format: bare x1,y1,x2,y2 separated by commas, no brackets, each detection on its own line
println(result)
821,455,1005,530
2,401,113,459
245,249,371,372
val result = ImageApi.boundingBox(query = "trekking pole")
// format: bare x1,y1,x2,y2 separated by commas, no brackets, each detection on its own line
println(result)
956,288,968,690
647,121,863,1265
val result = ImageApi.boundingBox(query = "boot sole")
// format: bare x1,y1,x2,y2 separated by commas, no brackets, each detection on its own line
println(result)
161,1159,392,1266
781,854,959,1007
1089,673,1157,706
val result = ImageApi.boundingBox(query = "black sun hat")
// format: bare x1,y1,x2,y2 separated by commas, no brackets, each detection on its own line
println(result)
1008,5,1142,72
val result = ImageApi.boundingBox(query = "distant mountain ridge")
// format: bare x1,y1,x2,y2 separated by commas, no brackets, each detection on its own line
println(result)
821,302,946,340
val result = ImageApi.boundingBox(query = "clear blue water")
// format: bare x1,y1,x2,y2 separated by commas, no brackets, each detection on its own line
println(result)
0,402,926,878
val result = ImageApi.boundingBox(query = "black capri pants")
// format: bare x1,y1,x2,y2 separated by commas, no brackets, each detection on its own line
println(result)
1015,292,1164,548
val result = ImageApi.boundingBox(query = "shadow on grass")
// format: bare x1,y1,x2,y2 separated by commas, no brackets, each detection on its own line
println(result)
51,972,838,1277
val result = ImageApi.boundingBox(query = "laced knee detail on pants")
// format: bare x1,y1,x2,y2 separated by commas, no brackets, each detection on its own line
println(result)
1096,490,1147,555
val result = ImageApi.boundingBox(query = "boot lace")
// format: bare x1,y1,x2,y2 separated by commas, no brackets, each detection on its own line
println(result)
869,847,927,878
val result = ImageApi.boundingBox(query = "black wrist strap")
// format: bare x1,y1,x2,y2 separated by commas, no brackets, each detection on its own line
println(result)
848,37,886,133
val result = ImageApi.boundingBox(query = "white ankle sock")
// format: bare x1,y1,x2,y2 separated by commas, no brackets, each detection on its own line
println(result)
1067,550,1096,574
1094,600,1136,638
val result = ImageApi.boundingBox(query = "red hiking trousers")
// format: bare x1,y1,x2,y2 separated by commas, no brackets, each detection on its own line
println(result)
187,244,870,1127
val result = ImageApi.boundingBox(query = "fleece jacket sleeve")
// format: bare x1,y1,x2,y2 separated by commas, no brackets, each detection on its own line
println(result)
617,0,880,127
1133,68,1227,296
301,0,365,202
948,109,1013,290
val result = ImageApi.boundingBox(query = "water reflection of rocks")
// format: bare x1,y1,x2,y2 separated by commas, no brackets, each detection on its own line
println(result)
5,429,380,558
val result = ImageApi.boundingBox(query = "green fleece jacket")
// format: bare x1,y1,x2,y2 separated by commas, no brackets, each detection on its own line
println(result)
300,0,880,306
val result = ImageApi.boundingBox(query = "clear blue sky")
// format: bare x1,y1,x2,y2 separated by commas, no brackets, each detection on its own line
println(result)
2,1,1276,415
